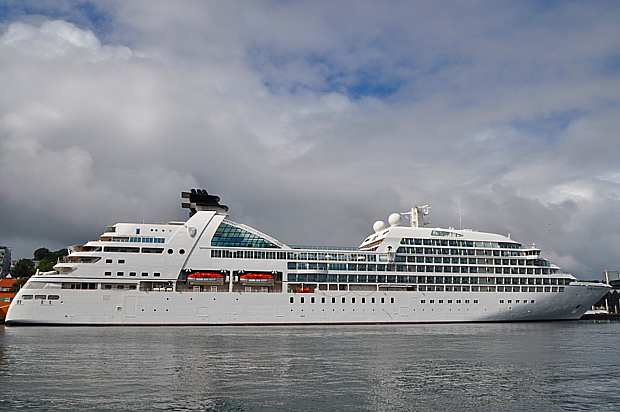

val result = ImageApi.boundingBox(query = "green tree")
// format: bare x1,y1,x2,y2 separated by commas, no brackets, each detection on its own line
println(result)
52,248,68,260
33,247,52,261
37,258,56,272
11,259,35,278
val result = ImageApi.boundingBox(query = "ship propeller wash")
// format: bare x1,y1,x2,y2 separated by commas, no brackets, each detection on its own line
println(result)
6,189,610,325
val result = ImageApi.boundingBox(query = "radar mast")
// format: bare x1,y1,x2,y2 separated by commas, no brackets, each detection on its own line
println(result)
402,204,431,227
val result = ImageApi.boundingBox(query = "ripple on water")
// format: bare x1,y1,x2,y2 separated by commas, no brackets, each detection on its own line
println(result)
1,322,620,411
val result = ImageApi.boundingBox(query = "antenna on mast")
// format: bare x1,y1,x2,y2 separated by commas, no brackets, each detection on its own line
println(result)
458,199,462,230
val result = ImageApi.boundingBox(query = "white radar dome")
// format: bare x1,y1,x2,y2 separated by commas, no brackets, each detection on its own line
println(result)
373,220,387,233
388,213,402,227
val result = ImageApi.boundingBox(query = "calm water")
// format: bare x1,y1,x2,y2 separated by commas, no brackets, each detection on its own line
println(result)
1,321,619,411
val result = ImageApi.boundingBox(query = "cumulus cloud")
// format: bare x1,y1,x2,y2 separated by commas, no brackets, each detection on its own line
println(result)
1,1,620,280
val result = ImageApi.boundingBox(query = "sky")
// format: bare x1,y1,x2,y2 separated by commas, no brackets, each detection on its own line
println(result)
0,1,619,280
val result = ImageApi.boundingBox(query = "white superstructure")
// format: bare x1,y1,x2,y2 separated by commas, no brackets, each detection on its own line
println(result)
6,190,610,325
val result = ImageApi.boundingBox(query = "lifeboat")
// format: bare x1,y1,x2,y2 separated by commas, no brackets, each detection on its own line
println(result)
295,288,313,293
187,273,224,284
239,273,275,285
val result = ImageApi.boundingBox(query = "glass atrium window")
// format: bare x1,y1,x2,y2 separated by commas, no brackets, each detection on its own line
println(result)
211,222,280,248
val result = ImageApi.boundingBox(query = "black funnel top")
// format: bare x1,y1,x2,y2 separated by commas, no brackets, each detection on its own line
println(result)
181,189,229,216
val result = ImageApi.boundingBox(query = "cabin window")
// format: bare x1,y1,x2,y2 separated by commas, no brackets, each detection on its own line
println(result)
352,297,356,304
142,272,148,277
362,297,366,303
381,297,385,304
321,297,325,303
105,272,111,276
390,297,395,304
118,259,125,264
130,272,136,277
342,297,346,303
372,297,376,304
332,297,336,303
154,273,160,277
117,272,124,276
106,259,112,263
300,297,305,304
290,297,294,303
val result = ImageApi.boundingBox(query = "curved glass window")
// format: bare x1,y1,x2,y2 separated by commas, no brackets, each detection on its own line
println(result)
211,222,279,248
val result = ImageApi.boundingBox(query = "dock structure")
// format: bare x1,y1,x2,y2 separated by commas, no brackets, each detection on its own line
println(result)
582,270,620,320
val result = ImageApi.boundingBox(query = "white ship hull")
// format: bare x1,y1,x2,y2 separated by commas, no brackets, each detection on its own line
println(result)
7,281,607,325
5,190,611,325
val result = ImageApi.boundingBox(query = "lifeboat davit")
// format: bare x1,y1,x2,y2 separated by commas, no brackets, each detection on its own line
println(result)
239,273,275,285
187,273,224,284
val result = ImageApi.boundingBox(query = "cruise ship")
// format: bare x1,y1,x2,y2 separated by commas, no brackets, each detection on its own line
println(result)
6,190,610,325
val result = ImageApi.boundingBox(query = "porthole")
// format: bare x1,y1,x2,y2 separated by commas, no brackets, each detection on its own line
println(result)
167,249,173,254
179,249,185,255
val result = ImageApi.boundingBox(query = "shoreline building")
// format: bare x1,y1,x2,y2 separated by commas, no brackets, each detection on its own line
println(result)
0,246,11,277
0,277,17,321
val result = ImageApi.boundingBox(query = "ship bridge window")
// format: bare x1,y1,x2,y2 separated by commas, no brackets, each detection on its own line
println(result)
104,247,139,253
211,222,280,248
